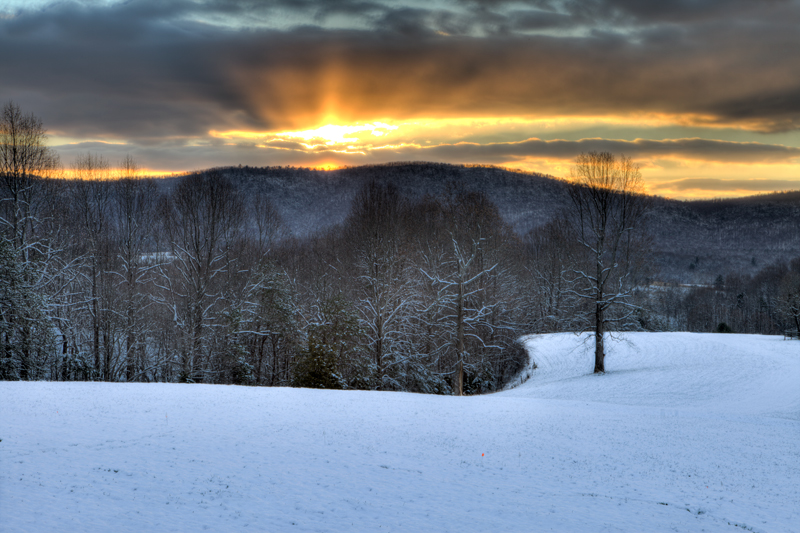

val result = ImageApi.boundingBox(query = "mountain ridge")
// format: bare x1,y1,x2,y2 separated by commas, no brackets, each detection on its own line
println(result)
155,162,800,283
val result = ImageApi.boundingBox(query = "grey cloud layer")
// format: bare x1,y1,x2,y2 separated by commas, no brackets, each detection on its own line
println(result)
410,138,800,163
51,136,800,173
2,0,800,148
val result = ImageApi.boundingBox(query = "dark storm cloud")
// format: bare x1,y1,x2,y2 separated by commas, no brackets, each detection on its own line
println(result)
466,0,782,25
587,0,788,24
2,0,800,149
507,9,574,31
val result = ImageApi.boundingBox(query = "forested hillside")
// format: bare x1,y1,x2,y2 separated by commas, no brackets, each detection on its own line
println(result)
157,163,569,236
171,163,800,283
2,162,800,390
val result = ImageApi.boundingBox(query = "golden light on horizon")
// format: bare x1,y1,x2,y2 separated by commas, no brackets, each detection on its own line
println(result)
208,113,800,159
57,167,185,180
51,117,800,198
209,114,685,150
314,162,342,171
210,122,399,150
485,157,800,200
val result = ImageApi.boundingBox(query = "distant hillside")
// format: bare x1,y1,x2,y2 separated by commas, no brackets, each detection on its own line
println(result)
158,162,567,236
161,162,800,283
648,195,800,282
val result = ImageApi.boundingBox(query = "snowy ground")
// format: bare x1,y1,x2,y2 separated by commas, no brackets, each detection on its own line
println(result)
1,332,799,532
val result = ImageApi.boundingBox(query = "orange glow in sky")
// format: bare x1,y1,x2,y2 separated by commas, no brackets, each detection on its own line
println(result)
8,0,800,199
57,167,186,180
200,114,800,199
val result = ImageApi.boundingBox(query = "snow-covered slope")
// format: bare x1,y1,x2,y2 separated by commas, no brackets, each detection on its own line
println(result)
1,333,798,532
508,332,800,418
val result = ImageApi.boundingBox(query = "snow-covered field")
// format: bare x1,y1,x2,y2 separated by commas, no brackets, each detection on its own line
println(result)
2,332,799,532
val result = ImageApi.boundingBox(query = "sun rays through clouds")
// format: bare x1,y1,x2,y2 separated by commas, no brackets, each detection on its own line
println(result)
2,0,799,197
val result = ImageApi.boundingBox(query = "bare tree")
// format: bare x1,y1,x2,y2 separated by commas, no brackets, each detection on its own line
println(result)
523,218,585,333
244,263,299,385
159,170,243,382
422,237,499,395
417,189,517,395
71,153,115,378
111,156,159,381
0,101,60,257
567,152,651,373
0,234,55,379
347,181,414,389
0,102,61,379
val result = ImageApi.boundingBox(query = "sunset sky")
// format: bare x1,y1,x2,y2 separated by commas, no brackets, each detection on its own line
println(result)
1,0,799,198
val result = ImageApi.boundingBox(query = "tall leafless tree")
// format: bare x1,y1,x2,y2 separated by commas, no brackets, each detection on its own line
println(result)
72,153,115,378
523,218,585,334
347,181,413,389
567,152,651,373
0,101,60,258
418,189,517,395
0,102,62,379
111,156,158,381
159,170,243,382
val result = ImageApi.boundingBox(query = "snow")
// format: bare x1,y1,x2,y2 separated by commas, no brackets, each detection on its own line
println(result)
1,332,799,532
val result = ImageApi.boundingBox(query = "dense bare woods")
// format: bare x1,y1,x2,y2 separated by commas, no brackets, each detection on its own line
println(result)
2,159,799,388
0,152,531,391
2,105,800,391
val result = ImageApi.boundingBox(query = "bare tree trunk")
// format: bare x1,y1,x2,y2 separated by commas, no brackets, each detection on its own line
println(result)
126,326,135,381
21,323,31,380
92,261,100,375
123,240,137,382
594,303,605,373
456,359,463,396
375,312,383,388
255,336,266,384
103,324,112,381
456,263,464,396
272,337,279,386
594,246,605,374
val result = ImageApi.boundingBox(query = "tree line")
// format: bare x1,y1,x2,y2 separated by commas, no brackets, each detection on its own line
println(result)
0,167,530,392
2,101,799,391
